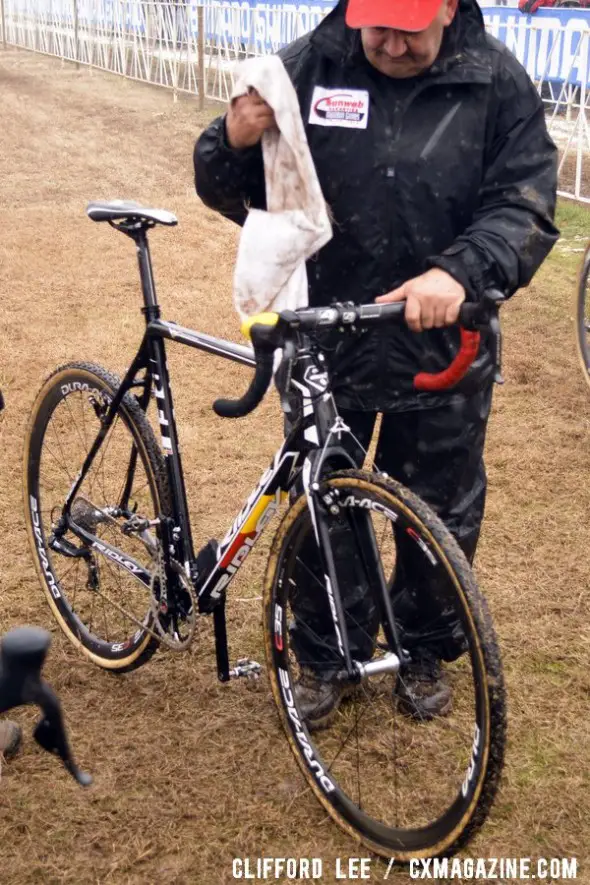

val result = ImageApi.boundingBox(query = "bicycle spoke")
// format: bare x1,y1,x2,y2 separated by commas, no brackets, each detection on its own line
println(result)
64,395,90,467
102,557,131,637
42,438,74,483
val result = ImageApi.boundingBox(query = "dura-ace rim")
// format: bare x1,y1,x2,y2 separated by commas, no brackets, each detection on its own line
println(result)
265,473,504,857
25,365,165,664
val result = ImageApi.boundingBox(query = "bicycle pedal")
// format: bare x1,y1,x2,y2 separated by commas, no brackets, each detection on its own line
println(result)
229,658,262,680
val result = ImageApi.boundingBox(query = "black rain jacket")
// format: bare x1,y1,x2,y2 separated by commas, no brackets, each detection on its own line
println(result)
194,0,559,413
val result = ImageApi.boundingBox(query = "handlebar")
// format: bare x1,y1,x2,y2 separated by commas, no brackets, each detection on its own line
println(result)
0,627,92,787
213,291,505,419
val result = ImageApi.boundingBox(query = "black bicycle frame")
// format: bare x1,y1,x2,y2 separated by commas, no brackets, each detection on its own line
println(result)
59,224,400,682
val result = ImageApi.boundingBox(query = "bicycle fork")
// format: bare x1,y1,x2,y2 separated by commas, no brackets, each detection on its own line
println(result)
302,460,406,684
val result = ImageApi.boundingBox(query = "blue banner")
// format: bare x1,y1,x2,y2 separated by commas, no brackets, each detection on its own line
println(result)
481,6,590,86
194,1,335,53
20,0,590,88
195,3,590,87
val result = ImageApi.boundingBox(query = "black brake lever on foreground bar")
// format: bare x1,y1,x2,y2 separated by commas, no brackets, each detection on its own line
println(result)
0,627,92,786
459,288,505,385
277,337,298,417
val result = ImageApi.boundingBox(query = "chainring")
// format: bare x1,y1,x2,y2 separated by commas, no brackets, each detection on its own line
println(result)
149,556,198,651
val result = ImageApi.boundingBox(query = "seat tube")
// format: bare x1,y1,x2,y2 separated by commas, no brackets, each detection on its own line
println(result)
133,226,194,567
149,333,195,568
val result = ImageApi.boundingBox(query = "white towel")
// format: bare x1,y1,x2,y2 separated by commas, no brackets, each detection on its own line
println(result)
231,55,333,320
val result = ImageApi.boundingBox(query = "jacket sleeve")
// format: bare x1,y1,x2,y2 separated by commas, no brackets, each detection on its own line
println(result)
193,114,266,226
427,53,559,300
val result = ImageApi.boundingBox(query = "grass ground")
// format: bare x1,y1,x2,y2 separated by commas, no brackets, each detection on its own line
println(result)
0,47,589,884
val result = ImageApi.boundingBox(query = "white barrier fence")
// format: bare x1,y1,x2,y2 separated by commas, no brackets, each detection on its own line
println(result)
1,0,590,203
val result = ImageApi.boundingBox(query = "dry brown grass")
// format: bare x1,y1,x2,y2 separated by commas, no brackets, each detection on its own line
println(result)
0,47,589,884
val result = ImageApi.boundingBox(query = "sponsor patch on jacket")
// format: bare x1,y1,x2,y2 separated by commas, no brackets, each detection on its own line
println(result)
309,87,369,129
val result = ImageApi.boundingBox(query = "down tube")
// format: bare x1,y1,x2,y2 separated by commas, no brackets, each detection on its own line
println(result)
196,443,300,612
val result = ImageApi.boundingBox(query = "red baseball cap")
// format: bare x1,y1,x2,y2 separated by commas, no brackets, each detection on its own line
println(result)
345,0,443,32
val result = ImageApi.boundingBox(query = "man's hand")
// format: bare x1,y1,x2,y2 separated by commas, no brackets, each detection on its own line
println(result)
375,268,466,333
226,89,276,150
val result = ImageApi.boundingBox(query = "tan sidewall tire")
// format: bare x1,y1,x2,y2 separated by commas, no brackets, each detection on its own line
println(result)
23,363,169,672
263,470,505,860
575,244,590,391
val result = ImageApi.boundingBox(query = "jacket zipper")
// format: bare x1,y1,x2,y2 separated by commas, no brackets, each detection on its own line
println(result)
378,82,428,409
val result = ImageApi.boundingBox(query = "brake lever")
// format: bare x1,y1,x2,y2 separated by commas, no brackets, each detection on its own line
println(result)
0,627,92,787
489,312,504,385
459,289,505,385
482,289,505,385
277,338,297,416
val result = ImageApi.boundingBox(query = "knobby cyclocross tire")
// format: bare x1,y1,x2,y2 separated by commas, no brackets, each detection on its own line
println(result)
263,469,506,860
24,362,171,672
576,243,590,388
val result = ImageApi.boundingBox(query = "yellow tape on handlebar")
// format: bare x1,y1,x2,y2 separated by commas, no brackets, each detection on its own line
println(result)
240,313,279,341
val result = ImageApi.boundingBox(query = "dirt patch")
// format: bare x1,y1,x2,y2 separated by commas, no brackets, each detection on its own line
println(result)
0,48,589,884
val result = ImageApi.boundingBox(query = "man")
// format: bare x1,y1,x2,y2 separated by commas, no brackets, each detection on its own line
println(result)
194,0,558,724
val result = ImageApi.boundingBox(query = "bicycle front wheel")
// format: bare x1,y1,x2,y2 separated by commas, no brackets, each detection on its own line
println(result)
576,244,590,387
263,470,506,860
24,362,170,671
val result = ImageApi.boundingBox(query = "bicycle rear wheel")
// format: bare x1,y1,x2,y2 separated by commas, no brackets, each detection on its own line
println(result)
24,362,171,671
576,244,590,387
263,469,506,859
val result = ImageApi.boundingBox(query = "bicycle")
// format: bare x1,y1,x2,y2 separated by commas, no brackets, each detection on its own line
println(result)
24,200,506,860
0,626,91,786
576,242,590,386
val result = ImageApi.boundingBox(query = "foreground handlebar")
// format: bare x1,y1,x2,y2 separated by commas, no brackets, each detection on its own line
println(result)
213,292,504,418
213,349,274,418
212,314,284,419
0,627,92,786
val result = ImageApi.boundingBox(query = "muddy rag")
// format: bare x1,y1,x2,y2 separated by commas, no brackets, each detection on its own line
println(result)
231,55,332,320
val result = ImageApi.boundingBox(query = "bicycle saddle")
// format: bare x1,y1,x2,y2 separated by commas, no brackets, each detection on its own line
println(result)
0,626,92,786
87,200,177,226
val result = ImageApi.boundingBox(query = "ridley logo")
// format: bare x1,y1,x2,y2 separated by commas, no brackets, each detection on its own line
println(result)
309,86,370,130
303,365,329,393
325,576,344,657
207,495,279,602
93,540,145,575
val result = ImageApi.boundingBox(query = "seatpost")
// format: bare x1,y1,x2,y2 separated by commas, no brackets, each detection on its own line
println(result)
133,227,160,321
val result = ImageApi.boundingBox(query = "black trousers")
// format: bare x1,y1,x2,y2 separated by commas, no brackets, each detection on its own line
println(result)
289,386,494,673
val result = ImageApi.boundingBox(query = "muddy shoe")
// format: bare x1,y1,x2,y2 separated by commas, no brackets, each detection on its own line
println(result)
0,720,22,759
396,649,452,720
294,669,354,731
